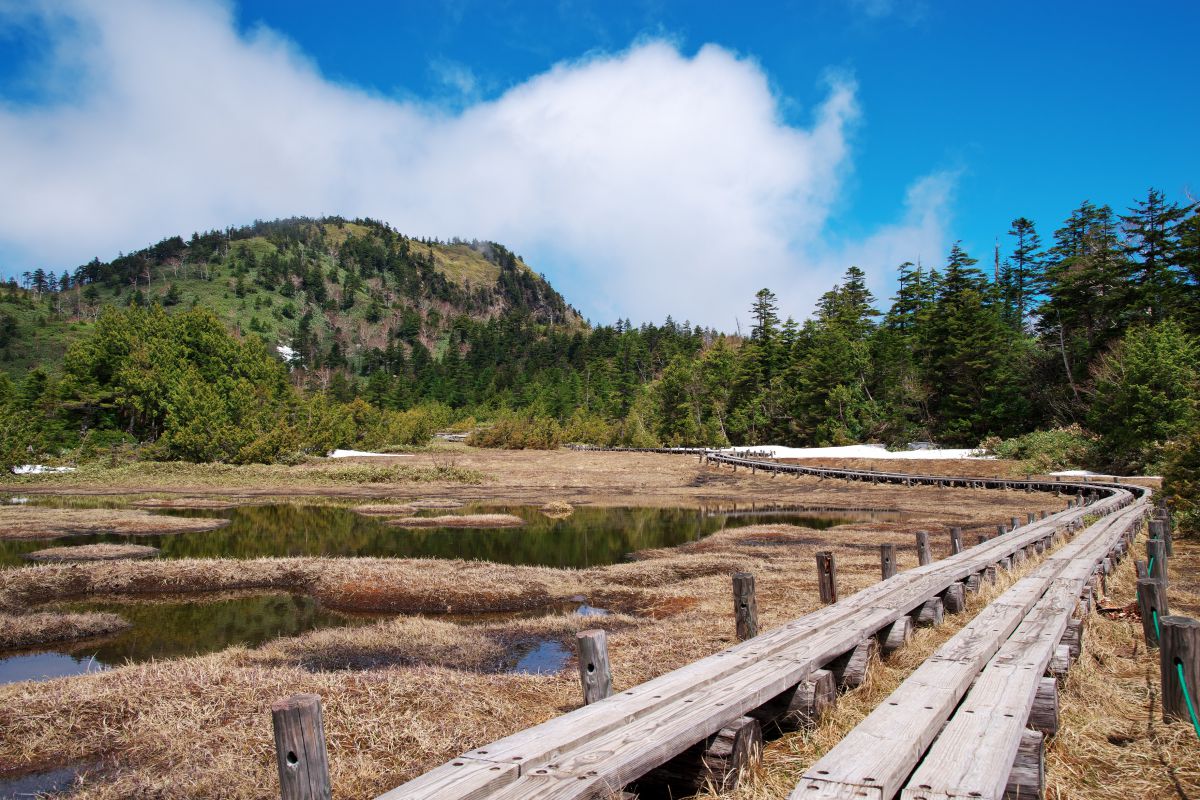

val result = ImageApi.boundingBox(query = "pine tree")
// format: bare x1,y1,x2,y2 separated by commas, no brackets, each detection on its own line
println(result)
1120,188,1192,322
1002,217,1044,328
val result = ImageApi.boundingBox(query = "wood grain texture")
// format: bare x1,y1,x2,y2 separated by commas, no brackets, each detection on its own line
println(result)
1003,729,1044,800
916,531,933,567
577,630,614,705
1160,615,1200,726
1136,578,1168,648
733,572,759,641
271,694,332,800
880,544,897,580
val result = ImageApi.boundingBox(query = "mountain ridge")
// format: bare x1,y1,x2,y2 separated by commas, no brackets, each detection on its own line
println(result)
1,216,584,375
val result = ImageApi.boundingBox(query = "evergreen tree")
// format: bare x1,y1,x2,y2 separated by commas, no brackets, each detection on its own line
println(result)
1120,187,1193,321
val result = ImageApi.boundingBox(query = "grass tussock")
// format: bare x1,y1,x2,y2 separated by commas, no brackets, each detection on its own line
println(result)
250,610,640,673
407,498,465,509
350,503,417,516
0,506,230,541
22,543,159,562
383,513,525,529
541,501,575,518
130,498,240,509
0,611,130,650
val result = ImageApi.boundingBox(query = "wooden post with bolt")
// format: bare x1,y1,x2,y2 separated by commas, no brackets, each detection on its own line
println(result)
880,544,897,580
576,629,613,704
271,694,332,800
915,531,932,566
1147,539,1168,587
1159,616,1200,726
949,526,963,554
733,572,759,640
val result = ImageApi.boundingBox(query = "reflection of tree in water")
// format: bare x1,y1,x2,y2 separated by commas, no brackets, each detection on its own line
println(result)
58,592,374,666
0,501,884,569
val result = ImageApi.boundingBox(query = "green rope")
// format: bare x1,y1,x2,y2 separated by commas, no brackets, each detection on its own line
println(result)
1148,556,1155,575
1152,608,1160,640
1177,661,1200,739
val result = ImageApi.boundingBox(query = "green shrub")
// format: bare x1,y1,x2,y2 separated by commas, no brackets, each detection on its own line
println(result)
980,425,1097,473
468,412,562,449
1163,428,1200,538
562,409,617,446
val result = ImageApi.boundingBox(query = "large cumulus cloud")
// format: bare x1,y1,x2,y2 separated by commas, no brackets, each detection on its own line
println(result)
0,0,951,325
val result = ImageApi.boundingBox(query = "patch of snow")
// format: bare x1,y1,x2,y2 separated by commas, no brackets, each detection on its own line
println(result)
11,465,77,475
326,449,410,459
276,344,298,363
1049,469,1161,480
7,496,29,504
724,444,989,461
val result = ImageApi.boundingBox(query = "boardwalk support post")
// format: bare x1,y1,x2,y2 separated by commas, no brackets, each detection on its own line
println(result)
941,583,966,614
576,629,613,704
271,694,333,800
1147,539,1168,587
916,531,933,566
733,572,759,640
1160,616,1200,726
880,543,897,580
1136,578,1168,648
640,717,763,794
1005,729,1045,800
880,615,913,655
949,526,963,554
829,639,877,689
817,552,838,605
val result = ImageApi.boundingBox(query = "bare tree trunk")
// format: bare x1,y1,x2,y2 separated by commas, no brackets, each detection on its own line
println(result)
1056,312,1083,408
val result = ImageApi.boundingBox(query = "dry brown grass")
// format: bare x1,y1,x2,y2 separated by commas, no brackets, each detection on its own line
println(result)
250,610,640,673
407,498,465,509
350,503,417,516
130,498,240,509
0,611,130,649
383,513,525,529
22,544,160,562
0,507,230,541
541,501,575,518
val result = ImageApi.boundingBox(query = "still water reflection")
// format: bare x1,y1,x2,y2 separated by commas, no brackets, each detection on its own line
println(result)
0,500,898,569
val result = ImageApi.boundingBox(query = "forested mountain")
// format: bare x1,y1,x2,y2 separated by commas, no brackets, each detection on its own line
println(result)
1,217,580,378
2,190,1198,476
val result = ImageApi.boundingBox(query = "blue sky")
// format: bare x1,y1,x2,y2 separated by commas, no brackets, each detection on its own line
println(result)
0,0,1196,326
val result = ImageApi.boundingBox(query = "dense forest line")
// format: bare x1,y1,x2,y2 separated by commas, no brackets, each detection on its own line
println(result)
1,191,1197,500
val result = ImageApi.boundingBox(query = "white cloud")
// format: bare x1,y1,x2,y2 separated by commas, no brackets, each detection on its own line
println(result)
0,0,951,326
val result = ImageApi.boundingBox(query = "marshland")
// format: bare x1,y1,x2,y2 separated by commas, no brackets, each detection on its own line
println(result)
2,4,1198,798
0,447,1194,799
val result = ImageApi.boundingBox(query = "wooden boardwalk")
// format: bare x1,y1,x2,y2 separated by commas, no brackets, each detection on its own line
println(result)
793,500,1141,799
376,453,1145,800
